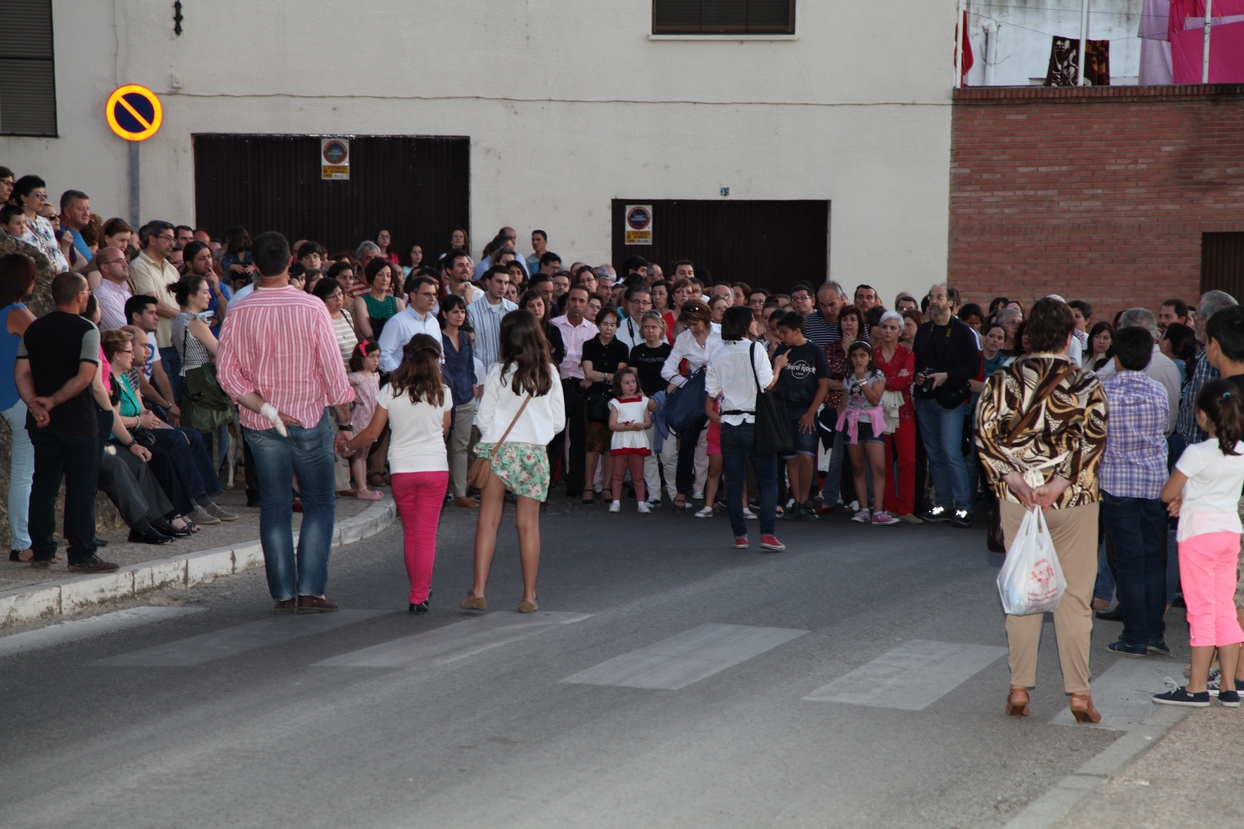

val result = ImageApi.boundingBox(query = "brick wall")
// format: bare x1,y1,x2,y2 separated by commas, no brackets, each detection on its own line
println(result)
949,84,1244,324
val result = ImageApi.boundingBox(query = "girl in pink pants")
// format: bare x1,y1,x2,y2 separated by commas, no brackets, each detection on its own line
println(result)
1155,380,1244,707
345,334,453,612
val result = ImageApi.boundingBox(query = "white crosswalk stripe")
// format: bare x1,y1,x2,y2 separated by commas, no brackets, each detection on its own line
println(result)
95,610,387,667
561,623,807,690
0,607,203,659
314,611,592,668
803,639,1008,710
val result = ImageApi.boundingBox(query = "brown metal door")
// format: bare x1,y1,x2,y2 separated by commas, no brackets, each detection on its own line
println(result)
1202,232,1244,301
611,199,829,291
193,134,469,258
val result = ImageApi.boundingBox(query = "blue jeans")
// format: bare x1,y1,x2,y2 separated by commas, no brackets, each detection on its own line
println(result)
160,346,183,405
1101,492,1168,647
2,399,33,550
914,397,971,511
721,421,777,538
245,409,337,600
28,430,99,564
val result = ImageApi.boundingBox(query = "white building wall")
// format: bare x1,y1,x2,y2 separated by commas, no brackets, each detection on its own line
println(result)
0,0,961,304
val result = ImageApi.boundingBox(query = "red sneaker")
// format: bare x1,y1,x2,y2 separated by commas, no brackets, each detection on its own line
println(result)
759,536,786,552
733,537,749,549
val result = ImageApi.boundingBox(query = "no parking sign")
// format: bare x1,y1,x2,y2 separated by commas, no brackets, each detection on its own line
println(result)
105,85,163,142
625,204,653,245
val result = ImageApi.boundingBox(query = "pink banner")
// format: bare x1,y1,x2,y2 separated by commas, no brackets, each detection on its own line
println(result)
1171,19,1244,82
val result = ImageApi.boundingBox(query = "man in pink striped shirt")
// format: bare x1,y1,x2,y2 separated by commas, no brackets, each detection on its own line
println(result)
217,232,356,614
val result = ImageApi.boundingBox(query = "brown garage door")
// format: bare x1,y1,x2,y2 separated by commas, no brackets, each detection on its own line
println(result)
611,199,829,292
1202,232,1244,301
193,134,469,259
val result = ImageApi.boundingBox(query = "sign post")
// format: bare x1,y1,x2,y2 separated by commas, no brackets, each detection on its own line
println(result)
105,84,163,229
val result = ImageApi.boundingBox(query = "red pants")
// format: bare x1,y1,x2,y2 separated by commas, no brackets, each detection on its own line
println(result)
883,419,917,517
391,471,449,604
610,454,646,502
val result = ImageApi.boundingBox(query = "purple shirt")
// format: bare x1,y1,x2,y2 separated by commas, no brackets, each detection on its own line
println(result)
1100,370,1169,499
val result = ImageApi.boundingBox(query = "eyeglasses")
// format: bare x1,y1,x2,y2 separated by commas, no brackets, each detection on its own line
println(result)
417,291,438,298
29,192,47,201
119,349,134,355
156,234,175,242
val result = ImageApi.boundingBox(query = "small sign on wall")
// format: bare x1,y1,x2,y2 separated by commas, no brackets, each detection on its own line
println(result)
321,138,350,180
625,204,653,245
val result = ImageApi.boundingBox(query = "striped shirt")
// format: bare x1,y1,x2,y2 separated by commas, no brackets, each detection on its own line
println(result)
1177,349,1217,446
216,285,355,432
467,294,517,372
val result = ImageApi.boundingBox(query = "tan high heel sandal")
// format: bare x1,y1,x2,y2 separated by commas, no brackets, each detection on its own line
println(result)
1069,692,1101,724
1005,687,1030,718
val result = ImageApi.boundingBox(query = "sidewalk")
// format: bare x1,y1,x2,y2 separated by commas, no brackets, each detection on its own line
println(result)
0,487,395,627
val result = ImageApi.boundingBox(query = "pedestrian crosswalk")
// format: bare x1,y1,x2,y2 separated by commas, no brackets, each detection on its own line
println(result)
5,603,1183,733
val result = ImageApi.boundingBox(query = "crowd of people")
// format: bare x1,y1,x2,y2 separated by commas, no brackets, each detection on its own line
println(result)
3,163,1243,719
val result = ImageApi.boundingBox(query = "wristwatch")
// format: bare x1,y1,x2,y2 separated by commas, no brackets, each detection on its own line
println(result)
337,423,354,431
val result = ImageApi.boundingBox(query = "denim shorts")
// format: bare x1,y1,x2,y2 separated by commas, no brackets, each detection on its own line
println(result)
852,419,885,446
782,415,820,459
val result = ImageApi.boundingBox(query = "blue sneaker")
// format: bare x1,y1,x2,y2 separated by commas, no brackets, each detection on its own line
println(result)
1146,641,1172,657
1153,685,1210,707
1107,640,1148,657
1218,689,1241,708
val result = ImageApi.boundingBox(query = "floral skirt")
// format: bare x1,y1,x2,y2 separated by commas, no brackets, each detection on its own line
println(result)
475,441,550,502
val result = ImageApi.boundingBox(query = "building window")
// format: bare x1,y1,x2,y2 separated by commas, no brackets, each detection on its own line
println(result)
0,0,57,137
653,0,795,35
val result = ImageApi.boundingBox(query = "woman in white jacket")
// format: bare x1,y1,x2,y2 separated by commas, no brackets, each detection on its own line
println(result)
461,310,566,613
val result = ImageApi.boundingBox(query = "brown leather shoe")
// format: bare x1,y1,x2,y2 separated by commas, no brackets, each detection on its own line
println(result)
296,595,340,613
274,598,297,614
453,496,480,508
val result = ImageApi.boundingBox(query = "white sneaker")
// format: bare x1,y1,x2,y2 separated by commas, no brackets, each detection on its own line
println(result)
608,500,621,513
848,500,860,512
851,508,871,523
693,490,704,500
695,506,714,518
872,511,900,526
743,507,757,520
637,501,651,514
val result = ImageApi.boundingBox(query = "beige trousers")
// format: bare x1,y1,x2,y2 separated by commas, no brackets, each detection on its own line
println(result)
1001,499,1099,694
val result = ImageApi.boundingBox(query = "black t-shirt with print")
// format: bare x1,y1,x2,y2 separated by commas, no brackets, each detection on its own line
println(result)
630,342,673,397
774,341,831,411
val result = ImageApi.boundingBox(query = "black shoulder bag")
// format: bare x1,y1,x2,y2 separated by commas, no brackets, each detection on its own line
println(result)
748,343,793,457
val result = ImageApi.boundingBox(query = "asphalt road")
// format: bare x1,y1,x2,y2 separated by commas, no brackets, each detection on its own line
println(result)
0,501,1194,828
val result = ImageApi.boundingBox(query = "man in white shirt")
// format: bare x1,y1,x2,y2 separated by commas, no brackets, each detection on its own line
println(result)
550,286,598,498
468,266,518,371
127,221,183,398
379,276,443,374
93,247,132,330
615,284,653,352
1093,307,1181,435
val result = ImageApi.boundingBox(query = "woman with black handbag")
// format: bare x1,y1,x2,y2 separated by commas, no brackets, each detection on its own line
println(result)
706,306,784,552
580,307,629,505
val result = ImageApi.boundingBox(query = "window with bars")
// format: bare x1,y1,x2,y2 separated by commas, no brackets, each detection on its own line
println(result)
0,0,57,137
653,0,796,35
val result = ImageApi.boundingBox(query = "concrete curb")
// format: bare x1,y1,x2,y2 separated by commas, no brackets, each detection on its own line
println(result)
0,500,396,628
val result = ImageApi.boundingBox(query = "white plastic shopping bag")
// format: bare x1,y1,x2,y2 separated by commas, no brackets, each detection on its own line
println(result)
996,507,1066,615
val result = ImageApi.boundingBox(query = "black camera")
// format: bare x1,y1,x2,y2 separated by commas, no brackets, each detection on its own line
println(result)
920,368,937,393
